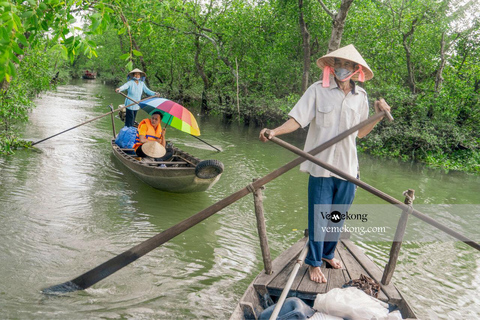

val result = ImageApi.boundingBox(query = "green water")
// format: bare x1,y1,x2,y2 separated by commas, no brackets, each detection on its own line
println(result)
0,80,479,319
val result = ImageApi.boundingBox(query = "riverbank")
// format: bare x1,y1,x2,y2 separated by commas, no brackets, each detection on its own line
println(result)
2,76,478,175
180,95,480,175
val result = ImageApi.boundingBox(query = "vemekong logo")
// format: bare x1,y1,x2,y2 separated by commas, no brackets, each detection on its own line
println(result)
320,211,368,223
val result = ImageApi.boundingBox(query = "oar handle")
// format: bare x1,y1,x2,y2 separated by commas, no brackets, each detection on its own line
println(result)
117,91,139,104
376,98,394,122
263,110,392,141
385,111,394,122
117,91,159,105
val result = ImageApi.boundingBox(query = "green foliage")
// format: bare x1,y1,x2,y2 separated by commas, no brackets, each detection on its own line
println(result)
1,0,479,173
0,41,65,154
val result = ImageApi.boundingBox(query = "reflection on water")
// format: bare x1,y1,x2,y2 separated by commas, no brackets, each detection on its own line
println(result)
0,80,478,319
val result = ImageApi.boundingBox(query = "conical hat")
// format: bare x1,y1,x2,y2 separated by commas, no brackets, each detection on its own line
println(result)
316,44,373,81
142,141,166,158
128,68,146,77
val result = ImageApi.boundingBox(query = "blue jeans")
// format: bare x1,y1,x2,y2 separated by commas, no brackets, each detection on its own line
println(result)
305,176,356,267
125,108,138,127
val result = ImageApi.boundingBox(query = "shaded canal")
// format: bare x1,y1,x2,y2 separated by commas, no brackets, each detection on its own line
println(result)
0,80,479,319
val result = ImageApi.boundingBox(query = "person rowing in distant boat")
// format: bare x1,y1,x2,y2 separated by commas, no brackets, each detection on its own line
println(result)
133,112,166,158
259,45,391,284
115,68,158,127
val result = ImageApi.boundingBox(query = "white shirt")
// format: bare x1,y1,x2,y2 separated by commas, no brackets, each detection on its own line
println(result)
288,78,369,179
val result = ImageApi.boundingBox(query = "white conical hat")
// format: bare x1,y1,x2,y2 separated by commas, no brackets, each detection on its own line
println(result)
142,141,166,158
316,44,374,81
128,68,146,77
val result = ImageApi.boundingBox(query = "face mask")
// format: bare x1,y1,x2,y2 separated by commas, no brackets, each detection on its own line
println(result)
133,77,140,80
334,68,352,81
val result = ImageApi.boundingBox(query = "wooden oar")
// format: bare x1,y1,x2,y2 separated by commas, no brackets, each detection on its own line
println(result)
42,112,387,294
266,131,480,252
117,92,221,152
269,238,309,320
31,96,156,146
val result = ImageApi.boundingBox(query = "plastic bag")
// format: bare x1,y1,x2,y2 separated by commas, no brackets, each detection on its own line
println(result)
314,287,402,320
115,126,137,148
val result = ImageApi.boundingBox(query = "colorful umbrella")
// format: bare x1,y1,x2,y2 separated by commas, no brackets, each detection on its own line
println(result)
139,97,200,136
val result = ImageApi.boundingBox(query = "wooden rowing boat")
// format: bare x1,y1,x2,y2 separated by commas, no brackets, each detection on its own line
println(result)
111,139,223,193
231,235,417,319
82,70,97,79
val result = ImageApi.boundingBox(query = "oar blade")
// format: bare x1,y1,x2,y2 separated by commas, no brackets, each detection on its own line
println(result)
42,281,83,295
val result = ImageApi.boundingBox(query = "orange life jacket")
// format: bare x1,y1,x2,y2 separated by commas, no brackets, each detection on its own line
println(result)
133,119,163,150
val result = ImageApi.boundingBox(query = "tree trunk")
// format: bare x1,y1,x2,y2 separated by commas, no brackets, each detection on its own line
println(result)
194,36,210,113
132,38,150,87
317,0,354,53
299,0,311,93
434,32,446,94
402,19,417,94
194,36,209,91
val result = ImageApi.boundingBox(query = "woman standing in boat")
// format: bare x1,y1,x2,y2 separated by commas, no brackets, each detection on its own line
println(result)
259,45,391,283
115,68,157,127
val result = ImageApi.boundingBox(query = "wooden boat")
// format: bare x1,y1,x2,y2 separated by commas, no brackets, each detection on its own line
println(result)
231,235,417,319
111,139,223,193
82,70,97,79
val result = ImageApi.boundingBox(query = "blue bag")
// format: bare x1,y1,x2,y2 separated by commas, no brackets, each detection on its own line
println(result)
115,126,138,148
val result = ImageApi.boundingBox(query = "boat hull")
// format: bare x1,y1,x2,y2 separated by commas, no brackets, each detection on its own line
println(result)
111,140,221,193
230,237,417,319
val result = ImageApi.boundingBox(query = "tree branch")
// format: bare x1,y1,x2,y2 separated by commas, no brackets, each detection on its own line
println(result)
316,0,335,18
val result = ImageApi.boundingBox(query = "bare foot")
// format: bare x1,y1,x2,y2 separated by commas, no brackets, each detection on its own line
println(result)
322,257,342,269
308,266,327,283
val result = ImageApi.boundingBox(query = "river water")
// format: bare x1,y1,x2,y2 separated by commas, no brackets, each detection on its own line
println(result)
0,80,479,319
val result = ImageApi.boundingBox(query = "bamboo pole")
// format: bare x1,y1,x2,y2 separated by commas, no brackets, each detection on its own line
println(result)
269,239,309,320
252,178,272,275
382,189,415,285
109,104,117,139
31,96,156,146
42,112,386,294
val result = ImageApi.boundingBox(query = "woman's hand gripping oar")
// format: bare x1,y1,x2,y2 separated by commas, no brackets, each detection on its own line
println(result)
31,95,158,146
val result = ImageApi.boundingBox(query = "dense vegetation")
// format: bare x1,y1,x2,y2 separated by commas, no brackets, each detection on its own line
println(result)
1,0,479,173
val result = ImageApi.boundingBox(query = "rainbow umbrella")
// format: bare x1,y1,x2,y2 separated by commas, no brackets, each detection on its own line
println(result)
139,97,200,136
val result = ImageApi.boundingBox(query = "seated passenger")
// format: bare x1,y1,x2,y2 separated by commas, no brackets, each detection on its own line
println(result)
133,112,166,157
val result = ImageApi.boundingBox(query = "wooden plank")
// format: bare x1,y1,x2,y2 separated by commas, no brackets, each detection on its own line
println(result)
267,257,298,297
230,282,263,320
295,266,330,300
336,243,388,301
146,161,187,166
253,238,306,297
342,239,402,303
326,268,347,292
336,242,368,280
291,264,309,293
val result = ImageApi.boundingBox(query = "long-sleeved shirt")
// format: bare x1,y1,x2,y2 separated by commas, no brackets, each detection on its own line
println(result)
118,80,156,110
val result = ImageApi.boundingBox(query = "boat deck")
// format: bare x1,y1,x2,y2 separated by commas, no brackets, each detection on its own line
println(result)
236,236,416,319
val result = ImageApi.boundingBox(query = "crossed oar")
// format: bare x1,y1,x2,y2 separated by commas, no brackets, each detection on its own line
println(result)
42,110,479,294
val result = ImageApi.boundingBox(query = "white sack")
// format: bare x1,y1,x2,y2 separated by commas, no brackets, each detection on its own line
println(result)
313,287,402,320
